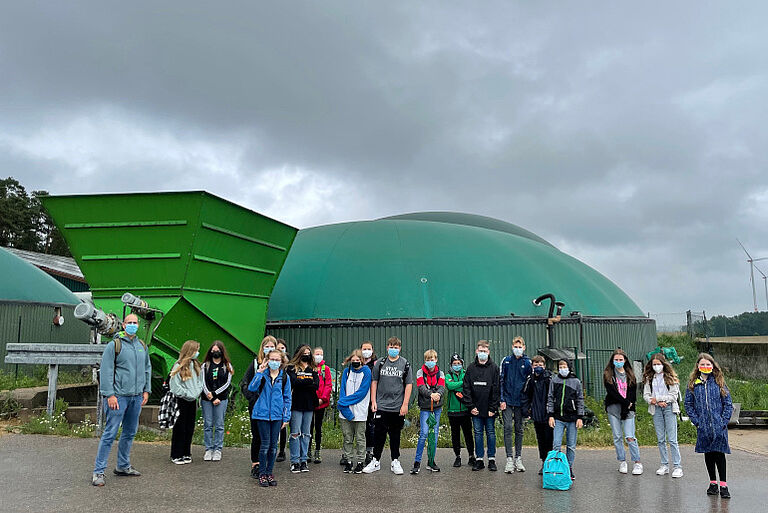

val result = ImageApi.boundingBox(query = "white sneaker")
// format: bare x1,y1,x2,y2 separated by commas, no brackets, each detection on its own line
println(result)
362,458,380,474
391,459,404,475
618,461,628,474
171,458,185,465
504,457,515,474
671,467,684,478
514,456,526,472
656,465,669,475
203,450,213,461
632,463,644,475
212,450,222,461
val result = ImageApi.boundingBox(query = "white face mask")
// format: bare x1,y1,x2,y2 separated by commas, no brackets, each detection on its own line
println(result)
361,349,373,359
653,364,663,374
314,354,323,364
512,347,524,357
558,368,569,377
477,351,489,362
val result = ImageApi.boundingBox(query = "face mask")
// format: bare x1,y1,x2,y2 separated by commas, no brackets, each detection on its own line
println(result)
268,360,281,370
477,351,489,362
351,361,362,369
125,323,139,335
613,360,625,369
699,366,713,374
314,354,323,364
211,351,222,359
424,361,436,370
301,354,312,363
534,366,544,375
451,364,463,372
513,347,524,357
192,351,199,359
387,348,400,358
362,349,373,359
653,364,663,374
559,368,569,377
263,347,274,355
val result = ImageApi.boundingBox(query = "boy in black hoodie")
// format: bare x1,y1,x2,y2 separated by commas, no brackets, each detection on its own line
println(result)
462,340,500,471
522,355,553,474
547,359,584,479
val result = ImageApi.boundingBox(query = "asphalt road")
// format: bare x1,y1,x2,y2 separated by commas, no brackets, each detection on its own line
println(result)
0,434,763,513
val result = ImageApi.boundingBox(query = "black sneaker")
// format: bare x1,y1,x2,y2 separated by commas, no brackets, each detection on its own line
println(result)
339,454,349,466
720,486,730,499
300,461,309,472
353,462,364,474
410,461,420,474
250,465,259,479
267,474,277,487
343,462,353,473
258,475,269,487
570,469,575,481
426,462,440,472
538,462,544,475
472,459,485,471
453,456,461,468
488,459,497,472
276,452,286,462
468,456,476,466
707,483,719,496
364,452,373,466
290,463,301,474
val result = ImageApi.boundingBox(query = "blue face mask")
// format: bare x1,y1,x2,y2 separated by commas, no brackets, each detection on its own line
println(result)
263,347,274,355
424,360,436,369
125,323,139,335
451,364,463,372
533,366,544,375
192,351,199,359
613,360,625,369
558,368,570,377
512,347,524,358
387,348,400,358
268,360,281,370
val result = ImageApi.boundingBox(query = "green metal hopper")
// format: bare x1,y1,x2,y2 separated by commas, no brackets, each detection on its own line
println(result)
40,191,297,386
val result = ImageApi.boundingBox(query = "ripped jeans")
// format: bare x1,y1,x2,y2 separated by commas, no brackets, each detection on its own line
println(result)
607,414,641,462
289,410,314,464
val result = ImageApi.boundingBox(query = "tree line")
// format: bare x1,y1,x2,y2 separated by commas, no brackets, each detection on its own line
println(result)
695,311,768,337
0,176,69,256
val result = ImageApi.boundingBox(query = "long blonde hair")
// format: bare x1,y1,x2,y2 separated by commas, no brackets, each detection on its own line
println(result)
688,353,728,397
171,340,202,381
257,335,278,364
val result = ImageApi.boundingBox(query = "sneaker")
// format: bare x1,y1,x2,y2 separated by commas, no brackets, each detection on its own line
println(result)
426,462,440,472
171,458,185,465
514,456,526,472
671,467,684,478
472,459,485,471
343,462,353,473
707,483,719,495
570,468,575,480
290,463,301,473
656,465,669,476
300,461,309,472
183,456,192,464
632,463,644,475
538,462,544,475
339,454,349,466
364,452,373,466
618,461,628,474
453,456,461,468
720,486,730,499
267,474,277,487
92,473,105,487
276,452,286,462
391,459,404,475
353,462,364,474
113,466,141,476
362,458,381,473
468,455,476,466
488,459,497,472
504,457,515,474
313,450,322,464
212,450,222,462
410,461,420,474
203,450,213,461
250,465,259,479
258,475,269,487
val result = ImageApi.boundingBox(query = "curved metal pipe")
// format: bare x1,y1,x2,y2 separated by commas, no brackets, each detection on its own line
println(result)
532,293,557,318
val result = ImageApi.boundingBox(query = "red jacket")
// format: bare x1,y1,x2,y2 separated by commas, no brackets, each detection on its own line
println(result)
315,360,332,410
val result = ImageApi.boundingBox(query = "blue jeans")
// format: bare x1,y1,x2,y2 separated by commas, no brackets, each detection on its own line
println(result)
289,410,314,463
552,419,577,468
201,399,228,451
653,406,681,467
607,414,641,462
472,416,496,460
415,408,442,463
257,419,281,476
93,395,143,474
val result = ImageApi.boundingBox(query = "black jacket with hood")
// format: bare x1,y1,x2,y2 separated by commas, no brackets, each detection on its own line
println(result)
604,371,637,420
462,356,500,418
522,369,552,423
546,366,584,423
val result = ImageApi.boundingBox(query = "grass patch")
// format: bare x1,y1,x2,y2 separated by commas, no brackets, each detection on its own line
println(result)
0,368,90,391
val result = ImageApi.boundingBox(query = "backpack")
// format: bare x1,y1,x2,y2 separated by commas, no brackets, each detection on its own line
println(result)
157,378,179,430
542,450,572,491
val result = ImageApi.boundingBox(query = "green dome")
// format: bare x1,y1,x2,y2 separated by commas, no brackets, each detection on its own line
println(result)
267,214,643,320
0,247,81,304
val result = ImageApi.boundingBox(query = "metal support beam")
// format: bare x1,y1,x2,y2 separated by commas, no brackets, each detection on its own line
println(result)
46,364,59,417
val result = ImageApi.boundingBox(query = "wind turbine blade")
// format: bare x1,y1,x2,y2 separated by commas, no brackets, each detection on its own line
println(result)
755,263,768,279
737,238,754,260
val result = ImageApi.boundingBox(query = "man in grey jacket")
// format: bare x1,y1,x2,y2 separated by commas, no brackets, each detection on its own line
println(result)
92,313,152,486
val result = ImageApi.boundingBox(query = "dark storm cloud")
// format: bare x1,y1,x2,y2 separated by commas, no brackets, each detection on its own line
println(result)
1,1,767,315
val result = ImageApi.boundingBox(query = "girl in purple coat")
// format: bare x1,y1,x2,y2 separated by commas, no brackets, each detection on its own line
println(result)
683,353,733,500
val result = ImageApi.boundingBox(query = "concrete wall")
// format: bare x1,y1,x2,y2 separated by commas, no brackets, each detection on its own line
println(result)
696,340,768,379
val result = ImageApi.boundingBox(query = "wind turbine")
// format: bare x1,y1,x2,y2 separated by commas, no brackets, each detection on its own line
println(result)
755,263,768,311
737,239,768,312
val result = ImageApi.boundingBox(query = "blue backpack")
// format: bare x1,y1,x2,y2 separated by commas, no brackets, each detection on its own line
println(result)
542,450,572,490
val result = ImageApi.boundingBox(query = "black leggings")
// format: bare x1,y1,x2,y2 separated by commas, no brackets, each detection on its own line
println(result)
365,408,375,450
170,399,197,459
704,451,727,482
533,421,554,461
249,411,261,464
279,426,287,453
448,414,475,457
310,409,325,450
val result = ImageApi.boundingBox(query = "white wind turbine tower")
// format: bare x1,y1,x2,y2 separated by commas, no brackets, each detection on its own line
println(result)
755,263,768,311
737,239,768,312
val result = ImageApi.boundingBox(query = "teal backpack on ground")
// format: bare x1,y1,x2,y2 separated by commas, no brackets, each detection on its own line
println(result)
542,450,572,491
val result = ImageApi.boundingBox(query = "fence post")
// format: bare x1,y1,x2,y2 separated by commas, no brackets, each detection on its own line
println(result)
46,364,59,416
686,310,693,337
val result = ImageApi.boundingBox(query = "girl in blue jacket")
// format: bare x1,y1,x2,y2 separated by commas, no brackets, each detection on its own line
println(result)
684,353,733,500
248,349,292,488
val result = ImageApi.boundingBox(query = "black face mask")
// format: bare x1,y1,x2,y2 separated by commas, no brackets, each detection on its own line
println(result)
351,361,362,369
210,351,222,359
301,354,312,363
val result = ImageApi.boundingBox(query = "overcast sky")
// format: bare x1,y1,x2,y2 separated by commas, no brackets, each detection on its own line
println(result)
2,2,767,317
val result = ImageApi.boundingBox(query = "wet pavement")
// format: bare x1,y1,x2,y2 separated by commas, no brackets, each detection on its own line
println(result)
0,434,764,512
